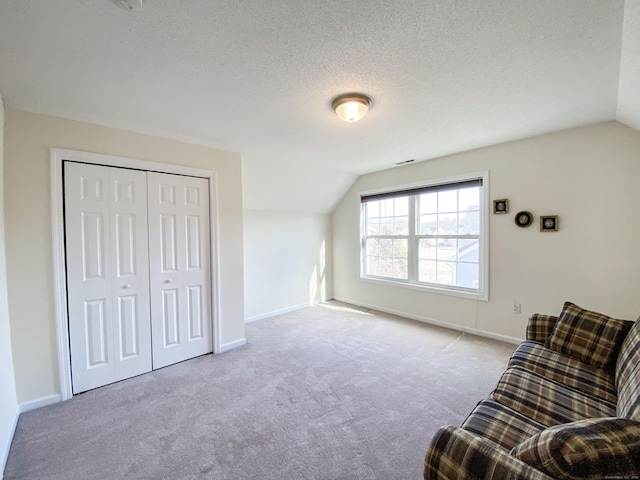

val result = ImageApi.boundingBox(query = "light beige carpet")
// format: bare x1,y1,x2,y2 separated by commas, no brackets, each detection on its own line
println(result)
5,302,515,480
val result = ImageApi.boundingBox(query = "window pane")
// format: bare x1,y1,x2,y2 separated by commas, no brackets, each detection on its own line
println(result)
391,239,408,279
420,192,437,214
380,198,394,217
456,238,479,288
366,201,379,219
380,217,394,234
419,186,480,236
436,238,457,261
367,218,380,235
394,215,408,235
459,186,480,211
419,239,436,260
437,213,458,234
457,262,479,289
393,197,409,234
419,259,436,283
365,238,407,280
365,197,409,236
438,190,457,213
437,261,454,285
458,239,478,263
419,214,437,235
394,197,409,216
366,238,379,256
461,206,480,235
367,255,379,276
418,240,480,288
378,238,392,256
393,258,408,279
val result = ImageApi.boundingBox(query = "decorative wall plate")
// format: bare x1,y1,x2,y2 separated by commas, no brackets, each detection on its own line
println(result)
493,199,509,214
515,211,533,228
540,215,558,232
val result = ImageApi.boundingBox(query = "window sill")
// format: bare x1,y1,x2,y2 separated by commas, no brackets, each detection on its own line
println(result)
359,275,488,301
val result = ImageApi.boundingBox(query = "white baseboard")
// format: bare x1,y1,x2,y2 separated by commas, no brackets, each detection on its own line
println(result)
244,302,310,324
219,338,247,353
19,393,61,414
333,296,522,345
0,405,20,480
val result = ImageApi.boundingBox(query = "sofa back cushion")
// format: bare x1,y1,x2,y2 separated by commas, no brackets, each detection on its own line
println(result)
526,313,558,343
545,302,632,371
616,318,640,420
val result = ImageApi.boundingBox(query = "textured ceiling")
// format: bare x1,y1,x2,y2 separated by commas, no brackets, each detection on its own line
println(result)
0,1,629,213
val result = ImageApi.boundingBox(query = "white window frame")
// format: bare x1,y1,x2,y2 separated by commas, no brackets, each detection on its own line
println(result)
359,171,489,301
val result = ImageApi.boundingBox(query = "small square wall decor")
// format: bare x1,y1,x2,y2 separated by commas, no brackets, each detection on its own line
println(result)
493,199,509,214
540,215,558,232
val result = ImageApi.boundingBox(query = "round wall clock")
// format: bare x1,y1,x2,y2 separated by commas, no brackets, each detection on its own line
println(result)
515,211,533,228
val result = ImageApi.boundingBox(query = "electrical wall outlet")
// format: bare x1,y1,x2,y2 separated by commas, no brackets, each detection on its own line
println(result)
513,303,522,314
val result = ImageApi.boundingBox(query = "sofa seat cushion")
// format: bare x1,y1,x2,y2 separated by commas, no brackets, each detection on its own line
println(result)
509,340,617,404
490,366,616,427
461,399,545,451
616,319,640,420
545,302,632,370
510,417,640,480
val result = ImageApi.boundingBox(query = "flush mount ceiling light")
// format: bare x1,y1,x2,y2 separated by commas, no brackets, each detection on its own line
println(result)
110,0,145,11
331,93,371,122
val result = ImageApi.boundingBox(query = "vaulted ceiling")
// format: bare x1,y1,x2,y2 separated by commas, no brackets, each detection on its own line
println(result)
1,1,638,213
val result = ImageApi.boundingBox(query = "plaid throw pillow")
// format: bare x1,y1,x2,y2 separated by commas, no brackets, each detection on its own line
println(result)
511,417,640,480
545,302,632,370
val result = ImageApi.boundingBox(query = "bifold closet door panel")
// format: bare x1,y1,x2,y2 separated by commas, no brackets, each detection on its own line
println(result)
65,162,152,394
147,172,212,369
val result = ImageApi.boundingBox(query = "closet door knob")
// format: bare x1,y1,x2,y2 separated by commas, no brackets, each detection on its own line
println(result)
122,284,132,289
164,279,173,284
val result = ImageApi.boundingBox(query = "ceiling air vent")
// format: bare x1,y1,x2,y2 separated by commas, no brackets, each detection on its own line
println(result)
395,159,415,166
110,0,145,12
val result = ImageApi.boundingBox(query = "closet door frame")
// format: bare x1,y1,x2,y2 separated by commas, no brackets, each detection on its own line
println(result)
50,148,221,401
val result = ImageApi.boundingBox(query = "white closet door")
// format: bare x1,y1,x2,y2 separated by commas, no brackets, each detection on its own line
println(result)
65,162,152,394
147,172,212,369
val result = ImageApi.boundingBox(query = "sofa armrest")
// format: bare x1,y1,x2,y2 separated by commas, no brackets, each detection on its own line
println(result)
424,426,553,480
526,313,558,343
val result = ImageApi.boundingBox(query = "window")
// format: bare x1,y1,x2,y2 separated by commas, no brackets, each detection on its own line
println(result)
360,173,488,300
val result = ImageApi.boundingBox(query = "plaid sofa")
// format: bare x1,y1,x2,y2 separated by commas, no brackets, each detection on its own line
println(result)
424,302,640,480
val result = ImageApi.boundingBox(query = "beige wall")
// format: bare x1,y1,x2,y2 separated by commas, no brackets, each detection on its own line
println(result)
0,96,19,471
243,209,332,321
4,109,245,404
333,121,640,340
